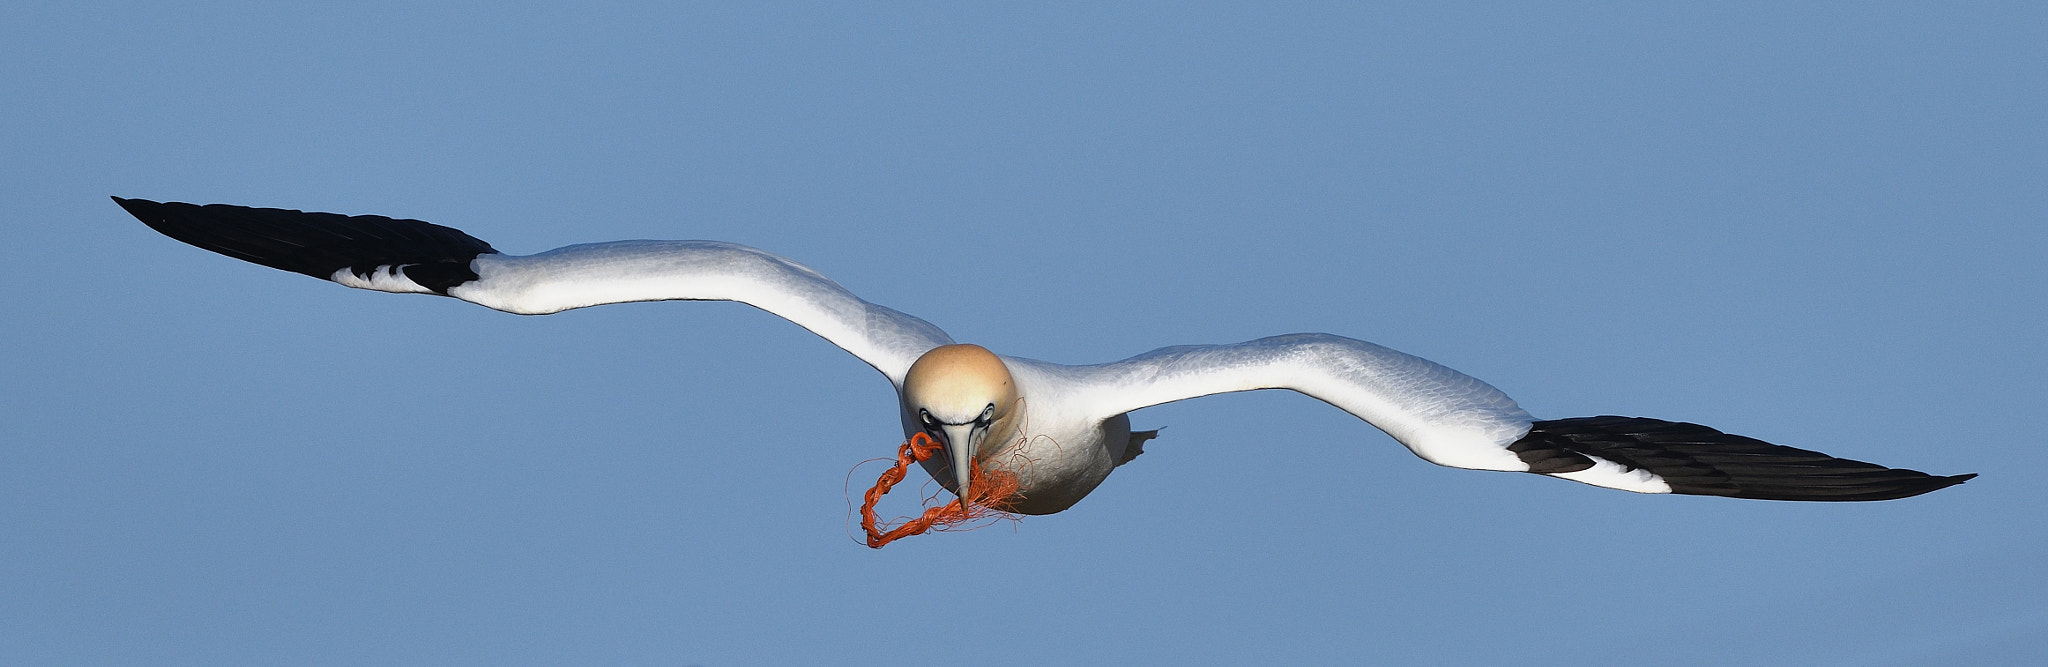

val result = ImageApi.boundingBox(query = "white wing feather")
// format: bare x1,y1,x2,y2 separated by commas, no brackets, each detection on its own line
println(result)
1045,333,1539,472
446,240,953,386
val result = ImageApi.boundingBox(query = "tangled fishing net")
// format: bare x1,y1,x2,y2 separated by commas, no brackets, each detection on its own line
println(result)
857,432,1020,548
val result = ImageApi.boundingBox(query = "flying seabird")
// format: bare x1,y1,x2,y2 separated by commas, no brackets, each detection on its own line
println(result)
115,197,1974,518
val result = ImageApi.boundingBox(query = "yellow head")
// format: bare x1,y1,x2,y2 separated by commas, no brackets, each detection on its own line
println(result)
902,344,1020,501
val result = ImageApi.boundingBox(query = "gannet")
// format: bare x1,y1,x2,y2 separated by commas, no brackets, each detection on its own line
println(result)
116,197,1974,516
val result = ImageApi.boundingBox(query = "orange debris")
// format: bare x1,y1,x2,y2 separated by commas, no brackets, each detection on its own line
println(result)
859,432,1020,548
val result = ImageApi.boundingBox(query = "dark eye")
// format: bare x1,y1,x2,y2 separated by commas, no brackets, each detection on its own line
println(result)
919,409,938,429
976,404,995,425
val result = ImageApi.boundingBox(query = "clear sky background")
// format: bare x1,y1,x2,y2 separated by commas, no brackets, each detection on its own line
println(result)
3,3,2042,665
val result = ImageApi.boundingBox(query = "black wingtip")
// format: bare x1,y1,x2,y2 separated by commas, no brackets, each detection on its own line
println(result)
111,196,153,218
120,198,500,294
116,197,206,252
1513,416,1976,502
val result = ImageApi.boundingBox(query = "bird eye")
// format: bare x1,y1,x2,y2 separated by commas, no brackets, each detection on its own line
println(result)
918,409,938,429
976,403,995,425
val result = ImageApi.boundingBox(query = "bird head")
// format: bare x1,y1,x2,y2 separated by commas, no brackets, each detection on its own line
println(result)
902,344,1021,505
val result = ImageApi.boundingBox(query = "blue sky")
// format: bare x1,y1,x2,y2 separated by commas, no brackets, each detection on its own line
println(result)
3,2,2042,664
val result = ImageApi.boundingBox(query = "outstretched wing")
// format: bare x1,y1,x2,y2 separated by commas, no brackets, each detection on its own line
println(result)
116,197,954,386
1056,333,1972,500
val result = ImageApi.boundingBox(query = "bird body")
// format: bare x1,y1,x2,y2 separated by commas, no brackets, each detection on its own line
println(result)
116,197,1974,522
921,351,1161,515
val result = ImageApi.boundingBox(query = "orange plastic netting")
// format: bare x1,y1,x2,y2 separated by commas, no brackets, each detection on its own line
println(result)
858,432,1020,548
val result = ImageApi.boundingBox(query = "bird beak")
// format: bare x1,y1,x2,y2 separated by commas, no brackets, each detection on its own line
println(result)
939,423,980,507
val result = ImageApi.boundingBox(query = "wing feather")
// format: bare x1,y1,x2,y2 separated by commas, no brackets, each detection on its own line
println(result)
118,197,952,384
1057,333,1538,471
1052,334,1974,500
454,240,952,383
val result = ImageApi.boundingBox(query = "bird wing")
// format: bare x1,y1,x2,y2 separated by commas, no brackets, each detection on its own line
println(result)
1047,333,1973,500
1050,333,1540,472
115,197,954,386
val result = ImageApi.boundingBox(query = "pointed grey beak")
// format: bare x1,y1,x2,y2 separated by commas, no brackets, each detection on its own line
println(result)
939,423,980,506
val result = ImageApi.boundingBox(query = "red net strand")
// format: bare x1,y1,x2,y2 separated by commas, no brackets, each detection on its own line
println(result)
859,432,1020,548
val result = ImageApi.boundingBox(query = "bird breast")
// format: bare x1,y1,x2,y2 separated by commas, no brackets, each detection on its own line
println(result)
908,410,1131,516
